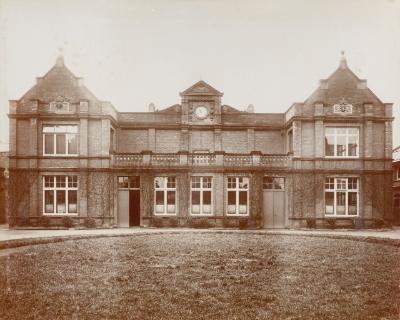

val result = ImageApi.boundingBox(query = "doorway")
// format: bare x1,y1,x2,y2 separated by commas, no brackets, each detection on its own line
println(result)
262,176,286,228
117,176,140,227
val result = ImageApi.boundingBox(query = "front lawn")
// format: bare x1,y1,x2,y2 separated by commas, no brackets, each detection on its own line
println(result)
1,233,399,319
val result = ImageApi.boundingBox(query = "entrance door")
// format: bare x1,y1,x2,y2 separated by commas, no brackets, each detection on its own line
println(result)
262,177,285,228
118,190,130,227
117,176,140,227
129,190,140,226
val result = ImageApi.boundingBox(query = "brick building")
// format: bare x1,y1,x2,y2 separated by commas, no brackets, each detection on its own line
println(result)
392,147,400,225
0,152,7,224
8,54,393,228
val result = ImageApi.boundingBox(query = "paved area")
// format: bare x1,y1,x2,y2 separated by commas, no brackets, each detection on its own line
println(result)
0,225,400,242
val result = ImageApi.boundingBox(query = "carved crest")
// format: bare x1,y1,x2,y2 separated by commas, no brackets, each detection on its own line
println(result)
333,98,353,114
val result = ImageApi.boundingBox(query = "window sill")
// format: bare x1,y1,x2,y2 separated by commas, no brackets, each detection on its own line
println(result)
324,215,358,218
43,154,79,157
42,213,79,216
324,156,359,159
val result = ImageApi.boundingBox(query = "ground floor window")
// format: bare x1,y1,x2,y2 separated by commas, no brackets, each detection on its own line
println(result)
191,176,212,215
43,176,78,214
325,177,358,216
154,177,176,215
227,177,249,215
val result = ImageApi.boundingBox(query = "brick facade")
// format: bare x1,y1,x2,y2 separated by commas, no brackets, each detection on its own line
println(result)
7,54,393,228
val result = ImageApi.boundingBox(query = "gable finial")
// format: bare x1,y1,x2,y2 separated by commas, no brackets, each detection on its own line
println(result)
56,48,64,67
340,50,347,69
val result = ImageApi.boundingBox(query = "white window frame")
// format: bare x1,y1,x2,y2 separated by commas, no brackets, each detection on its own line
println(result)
324,127,359,158
154,176,177,216
324,177,359,217
395,168,400,181
190,176,213,215
43,176,78,215
43,124,78,156
226,176,249,216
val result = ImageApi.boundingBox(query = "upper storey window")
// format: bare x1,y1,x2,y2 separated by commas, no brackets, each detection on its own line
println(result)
325,127,359,158
43,125,78,156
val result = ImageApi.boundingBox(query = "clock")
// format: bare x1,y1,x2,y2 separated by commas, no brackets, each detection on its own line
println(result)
194,106,209,119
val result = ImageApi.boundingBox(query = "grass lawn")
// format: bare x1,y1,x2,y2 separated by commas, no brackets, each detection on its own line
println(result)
0,233,399,320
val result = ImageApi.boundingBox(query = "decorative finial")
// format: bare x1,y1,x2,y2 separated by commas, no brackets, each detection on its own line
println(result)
56,48,64,67
148,102,155,112
339,50,347,69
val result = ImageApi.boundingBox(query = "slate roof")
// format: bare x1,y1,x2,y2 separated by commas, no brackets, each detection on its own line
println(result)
20,55,98,103
304,56,383,107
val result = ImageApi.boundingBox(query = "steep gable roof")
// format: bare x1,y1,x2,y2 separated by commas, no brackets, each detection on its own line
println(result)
180,80,223,97
304,54,383,107
20,55,98,103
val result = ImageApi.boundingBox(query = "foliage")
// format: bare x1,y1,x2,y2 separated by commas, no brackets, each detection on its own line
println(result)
19,217,30,227
189,218,212,229
306,219,316,229
62,216,74,228
38,216,50,228
151,218,164,228
222,218,237,228
374,218,385,229
238,219,248,230
84,217,96,229
8,170,37,225
326,219,336,229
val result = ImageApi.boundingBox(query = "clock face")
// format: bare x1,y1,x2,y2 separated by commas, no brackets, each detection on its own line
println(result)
194,106,209,119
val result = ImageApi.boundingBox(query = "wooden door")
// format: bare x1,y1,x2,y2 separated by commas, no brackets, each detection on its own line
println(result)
263,190,285,228
118,190,129,227
129,190,140,227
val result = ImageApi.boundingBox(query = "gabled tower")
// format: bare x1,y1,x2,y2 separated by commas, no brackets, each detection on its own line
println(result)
179,80,223,125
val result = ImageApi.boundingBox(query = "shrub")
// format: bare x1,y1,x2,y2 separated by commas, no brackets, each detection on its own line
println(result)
167,218,179,228
189,218,211,229
19,217,30,227
326,219,336,229
38,216,50,228
238,219,248,229
374,219,385,228
84,217,96,228
152,218,164,228
306,219,316,229
62,216,74,228
222,218,237,228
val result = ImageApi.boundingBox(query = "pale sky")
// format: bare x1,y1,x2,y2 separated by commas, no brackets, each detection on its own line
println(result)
1,0,400,151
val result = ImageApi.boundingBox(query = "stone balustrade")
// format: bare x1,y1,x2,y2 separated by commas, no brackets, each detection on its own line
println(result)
112,152,291,168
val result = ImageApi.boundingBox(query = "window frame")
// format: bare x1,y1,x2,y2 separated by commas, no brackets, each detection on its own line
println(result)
226,176,249,216
42,124,79,157
118,176,140,190
263,176,285,191
190,176,213,216
324,177,359,217
42,175,78,215
324,127,359,158
154,176,177,216
395,167,400,181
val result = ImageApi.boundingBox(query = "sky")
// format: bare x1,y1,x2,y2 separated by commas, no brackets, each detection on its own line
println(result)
0,0,400,151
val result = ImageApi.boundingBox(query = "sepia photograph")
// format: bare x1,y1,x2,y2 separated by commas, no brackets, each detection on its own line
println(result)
0,0,400,319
